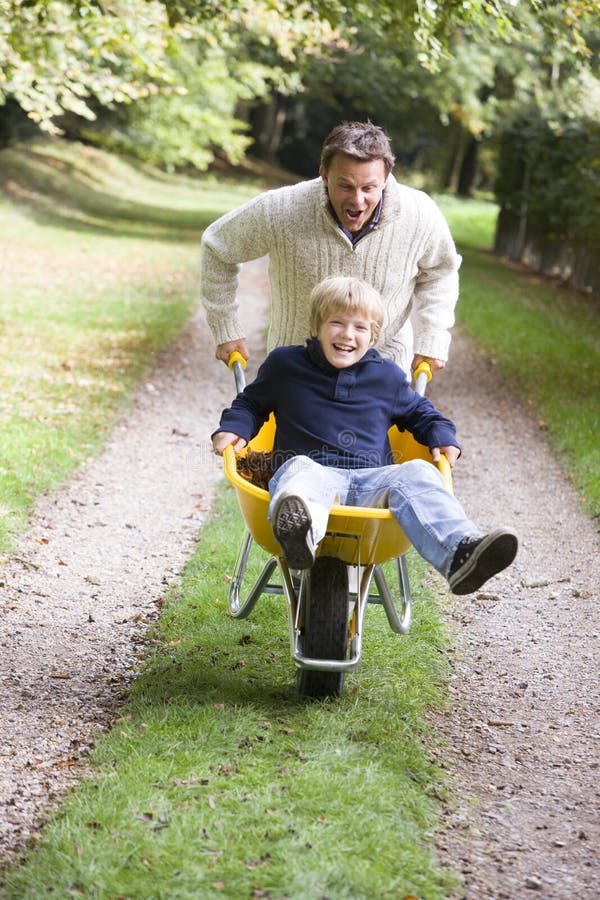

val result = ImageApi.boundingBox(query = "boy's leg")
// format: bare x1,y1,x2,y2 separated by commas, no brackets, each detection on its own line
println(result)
268,457,348,568
347,459,517,592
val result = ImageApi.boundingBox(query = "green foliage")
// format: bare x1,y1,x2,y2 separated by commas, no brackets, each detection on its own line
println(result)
0,1,339,159
2,0,599,182
0,0,175,131
496,102,600,242
270,0,600,191
441,197,600,520
83,48,263,171
493,88,600,294
1,485,458,898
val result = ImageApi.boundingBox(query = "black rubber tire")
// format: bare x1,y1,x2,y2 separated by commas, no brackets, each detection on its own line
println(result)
298,556,349,698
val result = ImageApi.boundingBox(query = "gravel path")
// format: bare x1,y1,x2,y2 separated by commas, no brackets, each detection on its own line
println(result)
1,258,598,898
0,259,269,867
429,338,600,898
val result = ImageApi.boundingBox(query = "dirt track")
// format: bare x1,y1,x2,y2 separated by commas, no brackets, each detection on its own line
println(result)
1,258,599,898
429,337,600,898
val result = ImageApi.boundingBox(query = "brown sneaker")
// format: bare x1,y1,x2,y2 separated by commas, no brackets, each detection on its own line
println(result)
272,494,316,570
448,529,518,595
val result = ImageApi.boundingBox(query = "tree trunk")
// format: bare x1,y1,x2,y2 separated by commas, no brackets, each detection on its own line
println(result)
441,123,466,192
456,135,479,198
250,95,287,164
0,99,37,148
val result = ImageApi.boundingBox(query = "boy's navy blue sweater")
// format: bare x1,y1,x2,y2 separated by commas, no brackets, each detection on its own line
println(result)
215,339,459,470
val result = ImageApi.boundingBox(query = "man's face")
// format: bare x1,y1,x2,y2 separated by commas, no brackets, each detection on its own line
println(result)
320,154,387,234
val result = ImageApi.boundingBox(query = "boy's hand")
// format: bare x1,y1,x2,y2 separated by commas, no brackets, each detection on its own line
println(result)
212,431,248,455
431,445,460,468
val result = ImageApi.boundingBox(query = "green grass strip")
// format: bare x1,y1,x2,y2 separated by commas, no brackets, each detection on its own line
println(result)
0,140,261,553
1,483,458,899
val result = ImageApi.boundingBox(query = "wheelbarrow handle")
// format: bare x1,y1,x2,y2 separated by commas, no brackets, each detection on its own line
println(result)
436,452,453,492
228,351,247,394
413,361,432,397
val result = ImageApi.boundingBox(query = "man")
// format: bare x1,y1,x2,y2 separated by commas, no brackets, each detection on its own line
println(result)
200,121,461,375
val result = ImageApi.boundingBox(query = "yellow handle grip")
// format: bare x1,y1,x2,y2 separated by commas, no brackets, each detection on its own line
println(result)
227,351,247,371
413,361,432,383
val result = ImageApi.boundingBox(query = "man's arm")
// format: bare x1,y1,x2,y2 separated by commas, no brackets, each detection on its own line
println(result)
411,199,461,367
200,192,273,356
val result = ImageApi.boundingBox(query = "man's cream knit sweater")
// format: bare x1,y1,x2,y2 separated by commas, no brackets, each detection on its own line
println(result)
200,174,461,372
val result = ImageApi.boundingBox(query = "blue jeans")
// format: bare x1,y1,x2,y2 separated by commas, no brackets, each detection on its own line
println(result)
268,456,481,579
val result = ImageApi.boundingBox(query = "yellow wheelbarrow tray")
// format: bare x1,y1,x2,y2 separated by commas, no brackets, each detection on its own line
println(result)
222,356,453,698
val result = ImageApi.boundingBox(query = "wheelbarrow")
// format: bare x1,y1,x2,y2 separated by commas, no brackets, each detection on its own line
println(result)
220,352,452,698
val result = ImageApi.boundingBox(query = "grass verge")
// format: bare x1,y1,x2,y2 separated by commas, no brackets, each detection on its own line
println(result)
440,196,600,521
1,481,458,899
0,140,261,554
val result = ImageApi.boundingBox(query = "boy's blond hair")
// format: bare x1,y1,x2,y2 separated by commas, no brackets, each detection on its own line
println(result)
309,276,384,344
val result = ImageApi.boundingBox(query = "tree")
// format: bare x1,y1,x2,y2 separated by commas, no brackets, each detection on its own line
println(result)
0,0,342,165
493,72,600,294
269,0,599,191
0,1,174,133
430,0,600,196
1,0,598,173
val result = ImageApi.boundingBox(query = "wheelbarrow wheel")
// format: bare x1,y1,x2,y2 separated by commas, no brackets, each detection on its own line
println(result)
298,556,349,699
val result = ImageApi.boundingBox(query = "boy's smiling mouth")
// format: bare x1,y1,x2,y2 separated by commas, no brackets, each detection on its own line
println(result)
332,342,355,353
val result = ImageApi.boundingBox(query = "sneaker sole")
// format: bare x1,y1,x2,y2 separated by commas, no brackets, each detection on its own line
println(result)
273,495,315,569
449,529,518,595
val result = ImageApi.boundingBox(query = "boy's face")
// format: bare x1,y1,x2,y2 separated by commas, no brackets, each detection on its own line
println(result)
317,310,374,369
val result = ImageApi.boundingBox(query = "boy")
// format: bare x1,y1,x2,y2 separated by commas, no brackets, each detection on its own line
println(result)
212,276,517,595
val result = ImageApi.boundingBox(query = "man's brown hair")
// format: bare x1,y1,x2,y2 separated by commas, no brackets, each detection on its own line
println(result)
320,121,395,176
